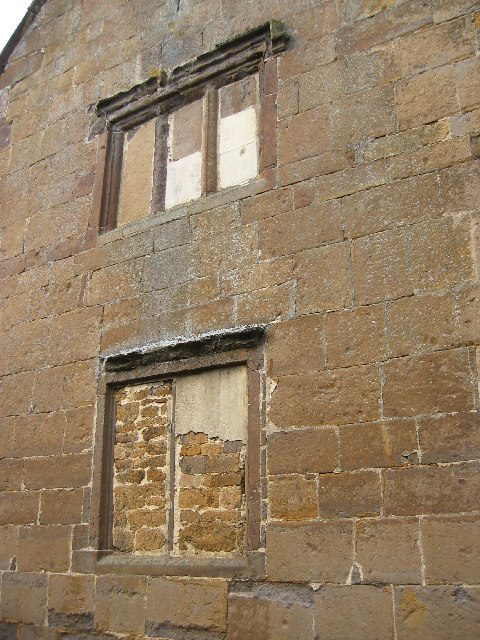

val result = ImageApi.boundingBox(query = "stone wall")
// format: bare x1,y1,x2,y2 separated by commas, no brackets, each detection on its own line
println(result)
1,0,480,638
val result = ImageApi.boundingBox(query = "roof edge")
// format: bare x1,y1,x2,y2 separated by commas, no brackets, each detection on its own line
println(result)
0,0,48,75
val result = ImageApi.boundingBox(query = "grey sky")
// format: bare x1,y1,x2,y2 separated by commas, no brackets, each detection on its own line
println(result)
0,1,32,52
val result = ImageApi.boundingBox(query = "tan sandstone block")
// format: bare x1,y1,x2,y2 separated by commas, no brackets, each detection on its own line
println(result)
386,293,456,358
384,463,480,516
407,217,474,293
318,470,382,518
383,349,475,417
396,66,458,130
0,491,39,525
315,585,394,640
0,525,18,570
279,106,332,165
395,586,480,640
339,420,418,470
48,574,94,615
356,518,422,584
332,85,397,147
398,16,474,76
267,428,337,474
267,315,324,376
296,242,353,313
269,366,380,428
421,515,480,583
267,521,353,582
326,304,386,367
0,572,47,625
353,228,412,305
95,575,146,635
418,413,480,464
227,591,314,640
146,578,228,633
40,488,84,525
269,475,318,521
17,525,71,572
258,200,343,258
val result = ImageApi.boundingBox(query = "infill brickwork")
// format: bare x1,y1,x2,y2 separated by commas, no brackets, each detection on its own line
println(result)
1,0,480,638
113,382,172,554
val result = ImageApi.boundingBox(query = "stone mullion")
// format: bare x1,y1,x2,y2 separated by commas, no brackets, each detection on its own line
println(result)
203,87,219,196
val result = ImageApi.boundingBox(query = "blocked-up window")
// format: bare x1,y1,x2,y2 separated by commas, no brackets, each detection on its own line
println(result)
112,367,248,557
95,21,289,232
92,328,265,575
109,76,260,227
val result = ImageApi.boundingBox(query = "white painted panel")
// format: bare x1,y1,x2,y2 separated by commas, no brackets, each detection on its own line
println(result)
165,151,203,209
218,141,258,190
175,366,248,442
218,106,257,154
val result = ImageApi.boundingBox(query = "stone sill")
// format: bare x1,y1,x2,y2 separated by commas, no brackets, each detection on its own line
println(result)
74,550,265,578
97,172,274,245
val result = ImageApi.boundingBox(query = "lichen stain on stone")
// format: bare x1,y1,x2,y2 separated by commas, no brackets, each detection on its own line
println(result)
400,589,428,630
360,0,396,19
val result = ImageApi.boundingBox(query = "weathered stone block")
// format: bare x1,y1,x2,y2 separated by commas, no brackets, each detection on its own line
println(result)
295,242,353,314
331,85,397,147
227,589,314,640
356,518,422,584
317,470,382,518
269,366,380,428
418,413,480,464
279,106,332,165
339,419,418,470
314,585,394,640
326,304,386,367
383,349,475,417
258,200,343,258
353,228,412,305
0,491,39,526
95,575,146,635
17,525,71,572
267,521,353,582
421,516,480,583
0,525,18,570
386,293,456,358
419,216,474,286
269,475,318,520
40,488,84,525
267,315,324,376
394,586,480,640
48,574,94,631
384,463,480,516
267,428,337,474
0,572,47,625
146,577,228,632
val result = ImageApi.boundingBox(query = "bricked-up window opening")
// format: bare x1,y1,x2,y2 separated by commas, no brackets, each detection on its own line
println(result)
112,367,248,557
91,328,265,577
94,21,289,233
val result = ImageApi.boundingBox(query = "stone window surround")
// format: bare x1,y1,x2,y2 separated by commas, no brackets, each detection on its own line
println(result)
88,326,266,579
91,21,290,234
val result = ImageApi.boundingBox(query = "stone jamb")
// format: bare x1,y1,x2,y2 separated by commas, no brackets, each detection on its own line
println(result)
89,327,266,579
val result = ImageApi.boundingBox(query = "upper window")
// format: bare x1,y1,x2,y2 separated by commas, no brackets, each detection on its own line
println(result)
94,21,289,232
